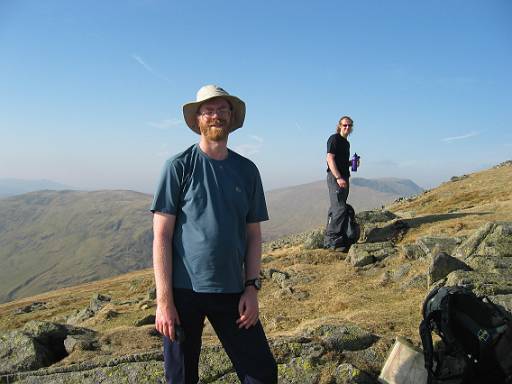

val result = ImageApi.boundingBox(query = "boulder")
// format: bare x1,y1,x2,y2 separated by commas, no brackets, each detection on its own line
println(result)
271,270,290,285
356,210,397,225
0,330,52,374
416,236,463,258
303,229,325,250
0,321,97,375
444,270,512,296
400,274,428,290
342,337,394,377
198,344,236,382
67,293,112,325
455,222,512,259
64,331,98,354
134,315,156,327
14,302,47,315
465,255,512,274
307,324,378,352
66,308,95,325
401,243,426,260
428,252,472,286
364,220,409,243
89,293,112,312
334,363,376,384
392,263,412,282
277,356,322,384
347,242,397,267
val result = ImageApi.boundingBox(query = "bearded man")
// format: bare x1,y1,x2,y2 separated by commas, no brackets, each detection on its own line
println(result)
151,85,277,384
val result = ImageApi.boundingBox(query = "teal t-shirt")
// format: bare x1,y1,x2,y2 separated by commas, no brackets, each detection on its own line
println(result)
150,144,269,293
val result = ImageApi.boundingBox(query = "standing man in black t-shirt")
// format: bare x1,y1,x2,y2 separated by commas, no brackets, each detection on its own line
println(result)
324,115,357,250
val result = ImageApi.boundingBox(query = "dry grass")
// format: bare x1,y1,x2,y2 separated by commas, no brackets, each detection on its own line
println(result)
0,163,511,364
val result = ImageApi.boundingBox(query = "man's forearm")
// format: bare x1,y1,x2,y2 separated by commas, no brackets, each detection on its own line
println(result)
153,236,174,306
245,224,262,280
327,156,342,179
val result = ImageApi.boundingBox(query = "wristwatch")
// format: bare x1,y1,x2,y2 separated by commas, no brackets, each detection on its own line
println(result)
245,278,262,290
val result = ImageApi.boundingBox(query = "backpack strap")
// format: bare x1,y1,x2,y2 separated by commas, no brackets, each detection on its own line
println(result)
453,310,509,361
419,317,436,384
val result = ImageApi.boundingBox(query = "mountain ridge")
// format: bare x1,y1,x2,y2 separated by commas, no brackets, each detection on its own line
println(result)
0,178,73,198
0,177,421,303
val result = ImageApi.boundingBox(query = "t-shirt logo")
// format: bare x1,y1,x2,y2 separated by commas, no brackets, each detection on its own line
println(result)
235,186,242,193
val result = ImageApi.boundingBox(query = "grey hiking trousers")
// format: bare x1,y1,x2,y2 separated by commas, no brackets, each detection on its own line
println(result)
324,172,350,248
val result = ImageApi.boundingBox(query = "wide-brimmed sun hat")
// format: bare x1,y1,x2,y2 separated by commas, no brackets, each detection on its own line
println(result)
182,85,246,134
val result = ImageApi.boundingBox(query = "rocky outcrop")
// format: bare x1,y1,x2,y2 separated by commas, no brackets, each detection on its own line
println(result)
303,229,325,250
356,210,397,225
363,220,409,243
401,243,426,260
417,236,463,258
437,222,512,312
14,302,47,315
455,222,512,259
347,242,397,267
66,293,111,325
0,323,387,384
428,252,472,286
0,321,97,376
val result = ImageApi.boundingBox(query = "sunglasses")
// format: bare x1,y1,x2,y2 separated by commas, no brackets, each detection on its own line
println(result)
342,124,353,128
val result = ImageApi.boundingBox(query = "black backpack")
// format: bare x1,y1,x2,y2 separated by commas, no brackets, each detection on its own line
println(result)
419,286,512,384
343,204,360,246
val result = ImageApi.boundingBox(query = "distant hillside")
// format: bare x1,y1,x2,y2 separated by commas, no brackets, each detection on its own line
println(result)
0,190,153,303
0,178,73,198
351,177,423,196
0,177,421,303
263,177,423,241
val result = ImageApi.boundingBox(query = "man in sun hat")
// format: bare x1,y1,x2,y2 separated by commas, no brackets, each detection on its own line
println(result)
151,85,277,384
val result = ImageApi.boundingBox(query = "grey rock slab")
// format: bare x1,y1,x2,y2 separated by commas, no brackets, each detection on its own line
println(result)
303,229,325,250
416,236,463,258
364,220,409,243
444,270,512,296
455,222,512,259
89,293,112,312
428,252,472,286
401,243,426,260
347,242,397,267
0,330,51,374
334,363,376,384
356,210,397,225
308,324,379,352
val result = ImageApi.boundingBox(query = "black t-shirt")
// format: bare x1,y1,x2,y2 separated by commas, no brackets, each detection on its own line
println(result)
326,133,350,178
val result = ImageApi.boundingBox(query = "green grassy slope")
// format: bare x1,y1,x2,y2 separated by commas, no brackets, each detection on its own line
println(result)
0,190,153,303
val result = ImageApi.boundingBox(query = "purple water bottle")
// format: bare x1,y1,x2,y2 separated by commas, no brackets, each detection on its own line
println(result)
351,153,360,172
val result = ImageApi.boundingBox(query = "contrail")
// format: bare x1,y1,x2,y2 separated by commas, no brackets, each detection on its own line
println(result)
442,131,479,142
131,54,172,84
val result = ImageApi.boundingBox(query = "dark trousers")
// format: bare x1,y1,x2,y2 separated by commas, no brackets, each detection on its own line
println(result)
324,172,350,248
163,289,277,384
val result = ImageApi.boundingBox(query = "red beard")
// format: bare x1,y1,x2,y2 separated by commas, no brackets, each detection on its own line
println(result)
199,119,229,141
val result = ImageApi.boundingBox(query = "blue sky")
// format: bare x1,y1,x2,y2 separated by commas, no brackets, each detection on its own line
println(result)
1,0,511,193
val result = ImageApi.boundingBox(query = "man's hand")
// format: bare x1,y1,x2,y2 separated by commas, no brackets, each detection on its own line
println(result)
155,303,181,341
237,287,259,329
337,177,348,189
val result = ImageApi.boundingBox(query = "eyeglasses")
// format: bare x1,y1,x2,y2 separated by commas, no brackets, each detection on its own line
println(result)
198,109,232,118
342,124,353,128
